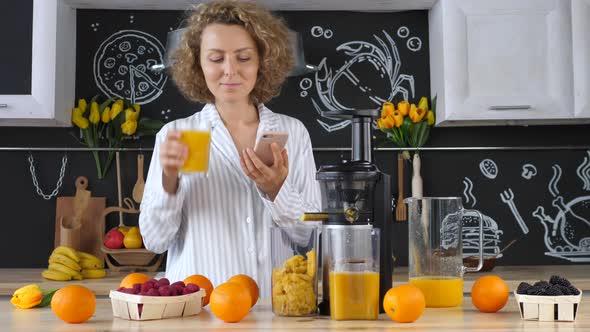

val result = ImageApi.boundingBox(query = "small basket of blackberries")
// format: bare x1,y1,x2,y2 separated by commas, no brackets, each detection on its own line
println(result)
514,275,582,322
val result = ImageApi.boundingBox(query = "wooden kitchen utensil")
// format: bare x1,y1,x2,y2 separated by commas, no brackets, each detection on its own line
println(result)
395,153,407,221
59,176,90,249
71,176,91,228
116,152,123,226
55,177,106,259
132,153,145,204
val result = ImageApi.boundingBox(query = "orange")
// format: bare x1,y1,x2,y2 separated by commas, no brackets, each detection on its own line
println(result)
209,282,251,323
228,274,259,307
184,274,214,307
383,284,426,323
119,272,151,289
471,275,509,313
51,285,96,323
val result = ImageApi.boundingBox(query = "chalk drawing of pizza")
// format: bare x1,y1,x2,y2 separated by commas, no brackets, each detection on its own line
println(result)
93,30,167,104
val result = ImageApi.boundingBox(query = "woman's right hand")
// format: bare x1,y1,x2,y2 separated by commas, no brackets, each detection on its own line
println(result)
159,130,188,179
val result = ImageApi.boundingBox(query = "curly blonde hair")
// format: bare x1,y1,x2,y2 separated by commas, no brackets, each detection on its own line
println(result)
171,0,294,104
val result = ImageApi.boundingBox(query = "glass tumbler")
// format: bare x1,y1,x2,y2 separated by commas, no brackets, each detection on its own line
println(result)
270,225,318,316
326,226,380,320
173,120,211,174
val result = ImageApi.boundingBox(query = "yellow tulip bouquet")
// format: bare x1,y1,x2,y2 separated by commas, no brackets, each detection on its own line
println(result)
71,96,164,179
376,96,436,159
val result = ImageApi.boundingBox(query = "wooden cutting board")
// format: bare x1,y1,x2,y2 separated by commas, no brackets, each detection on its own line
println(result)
54,178,106,260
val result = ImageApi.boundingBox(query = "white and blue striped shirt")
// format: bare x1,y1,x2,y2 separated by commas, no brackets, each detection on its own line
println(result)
139,104,321,298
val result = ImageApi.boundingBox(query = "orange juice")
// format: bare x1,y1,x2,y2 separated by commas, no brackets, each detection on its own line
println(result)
329,271,379,320
180,130,211,172
409,276,463,307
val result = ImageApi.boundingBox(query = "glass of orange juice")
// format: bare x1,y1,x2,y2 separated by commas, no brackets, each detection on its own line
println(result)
404,197,484,307
326,226,380,320
176,120,211,175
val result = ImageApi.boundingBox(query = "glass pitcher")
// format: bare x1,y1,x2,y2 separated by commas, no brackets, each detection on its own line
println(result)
404,197,484,307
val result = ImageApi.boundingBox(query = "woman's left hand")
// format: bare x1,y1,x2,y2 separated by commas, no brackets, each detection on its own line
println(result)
240,143,288,201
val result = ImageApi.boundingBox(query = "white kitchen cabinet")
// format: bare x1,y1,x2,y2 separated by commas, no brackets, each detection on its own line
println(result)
430,0,577,126
0,0,76,126
573,0,590,118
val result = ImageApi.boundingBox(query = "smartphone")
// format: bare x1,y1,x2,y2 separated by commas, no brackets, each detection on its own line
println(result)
253,131,289,166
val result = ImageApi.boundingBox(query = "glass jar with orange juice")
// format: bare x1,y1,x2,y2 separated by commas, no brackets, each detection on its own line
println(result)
175,120,211,174
405,197,484,308
326,226,380,320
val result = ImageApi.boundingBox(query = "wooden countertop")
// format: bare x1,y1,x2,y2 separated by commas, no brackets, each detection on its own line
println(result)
1,265,589,295
0,295,588,331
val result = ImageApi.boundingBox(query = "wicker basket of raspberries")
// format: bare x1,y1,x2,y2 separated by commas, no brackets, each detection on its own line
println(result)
514,275,582,322
109,278,206,321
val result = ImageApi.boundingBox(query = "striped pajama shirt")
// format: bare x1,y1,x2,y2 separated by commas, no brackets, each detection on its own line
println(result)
139,103,321,298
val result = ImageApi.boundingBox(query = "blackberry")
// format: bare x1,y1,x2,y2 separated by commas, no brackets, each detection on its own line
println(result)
526,286,544,295
569,286,581,295
554,284,573,295
517,282,532,294
533,281,551,289
542,285,564,296
549,275,572,288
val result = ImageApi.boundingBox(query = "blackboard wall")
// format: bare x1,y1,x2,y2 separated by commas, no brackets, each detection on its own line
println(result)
1,9,589,269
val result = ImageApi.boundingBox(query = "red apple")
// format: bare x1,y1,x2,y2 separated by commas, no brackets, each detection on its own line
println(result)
104,228,125,249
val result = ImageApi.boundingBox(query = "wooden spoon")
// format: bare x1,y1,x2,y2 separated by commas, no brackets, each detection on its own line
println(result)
132,154,145,204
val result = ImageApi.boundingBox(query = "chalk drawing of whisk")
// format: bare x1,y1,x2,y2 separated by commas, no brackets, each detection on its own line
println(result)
500,188,529,234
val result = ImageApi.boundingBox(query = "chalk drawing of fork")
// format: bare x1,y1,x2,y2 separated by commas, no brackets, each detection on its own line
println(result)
500,188,529,234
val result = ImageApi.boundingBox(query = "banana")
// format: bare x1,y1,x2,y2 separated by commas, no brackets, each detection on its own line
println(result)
49,253,81,271
81,269,107,279
48,262,83,280
80,258,104,270
52,246,80,263
42,269,72,281
78,252,104,269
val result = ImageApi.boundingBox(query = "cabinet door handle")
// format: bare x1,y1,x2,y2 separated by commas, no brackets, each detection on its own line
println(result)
0,104,7,108
489,105,531,111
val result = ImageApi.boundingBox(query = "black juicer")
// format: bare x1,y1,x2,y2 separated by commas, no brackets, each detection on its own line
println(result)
315,109,393,315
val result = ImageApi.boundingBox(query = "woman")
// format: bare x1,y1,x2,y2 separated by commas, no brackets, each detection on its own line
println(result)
139,0,321,297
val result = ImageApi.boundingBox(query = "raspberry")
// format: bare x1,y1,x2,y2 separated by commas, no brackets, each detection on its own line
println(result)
140,282,153,293
171,281,186,288
517,282,532,294
542,285,564,296
146,288,160,296
185,283,200,293
157,278,170,287
549,275,572,288
158,285,172,296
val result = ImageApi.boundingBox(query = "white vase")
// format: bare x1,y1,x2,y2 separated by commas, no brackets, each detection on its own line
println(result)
411,153,423,198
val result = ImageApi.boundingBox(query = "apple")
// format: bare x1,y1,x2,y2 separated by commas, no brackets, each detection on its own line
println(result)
104,228,125,249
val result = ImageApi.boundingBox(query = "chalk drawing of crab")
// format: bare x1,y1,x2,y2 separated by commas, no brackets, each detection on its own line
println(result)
311,30,416,133
532,159,590,262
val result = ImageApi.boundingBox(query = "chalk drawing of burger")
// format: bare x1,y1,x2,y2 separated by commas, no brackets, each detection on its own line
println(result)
462,211,503,258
